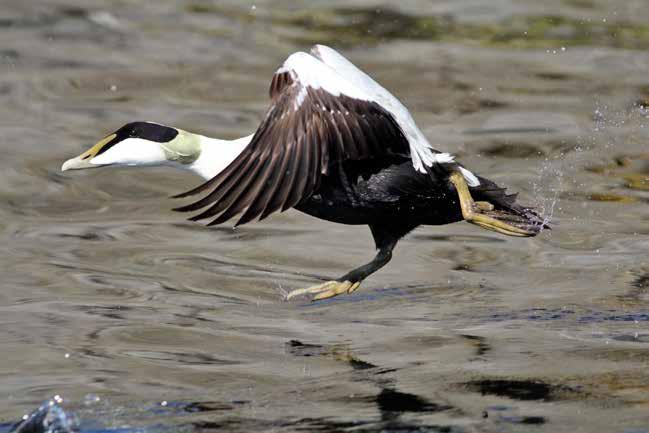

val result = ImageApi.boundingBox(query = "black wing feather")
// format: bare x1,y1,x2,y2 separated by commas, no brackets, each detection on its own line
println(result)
174,69,410,226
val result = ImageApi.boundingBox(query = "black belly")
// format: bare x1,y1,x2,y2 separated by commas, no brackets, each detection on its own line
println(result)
295,160,463,227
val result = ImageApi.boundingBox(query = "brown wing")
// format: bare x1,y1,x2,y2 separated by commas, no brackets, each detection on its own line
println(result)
173,70,409,226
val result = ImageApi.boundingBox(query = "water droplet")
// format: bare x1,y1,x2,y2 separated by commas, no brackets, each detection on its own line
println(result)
84,394,101,406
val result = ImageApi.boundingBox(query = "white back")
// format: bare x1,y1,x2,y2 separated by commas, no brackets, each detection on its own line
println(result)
310,45,454,174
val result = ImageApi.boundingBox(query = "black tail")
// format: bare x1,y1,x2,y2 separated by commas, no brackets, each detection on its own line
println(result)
470,175,550,235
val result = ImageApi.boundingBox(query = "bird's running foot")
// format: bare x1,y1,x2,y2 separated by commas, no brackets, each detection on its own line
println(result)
449,172,536,237
285,280,361,301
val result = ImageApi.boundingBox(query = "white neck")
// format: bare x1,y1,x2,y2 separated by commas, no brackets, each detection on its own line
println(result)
183,134,253,180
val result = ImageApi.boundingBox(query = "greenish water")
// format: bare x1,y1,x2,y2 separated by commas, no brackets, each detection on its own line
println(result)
1,1,649,432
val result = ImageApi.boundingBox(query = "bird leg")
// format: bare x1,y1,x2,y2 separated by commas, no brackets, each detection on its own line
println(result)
284,246,393,301
285,224,407,302
284,280,360,301
448,171,535,237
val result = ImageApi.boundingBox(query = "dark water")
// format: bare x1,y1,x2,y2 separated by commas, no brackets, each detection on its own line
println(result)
2,1,649,432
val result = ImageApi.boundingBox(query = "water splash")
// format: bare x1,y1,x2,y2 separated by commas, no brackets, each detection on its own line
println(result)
531,95,649,231
531,155,563,231
10,397,79,433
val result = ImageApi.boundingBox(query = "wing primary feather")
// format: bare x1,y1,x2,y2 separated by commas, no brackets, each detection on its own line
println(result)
259,152,295,218
283,111,312,210
356,112,380,156
258,140,292,220
235,120,289,226
174,153,256,213
304,122,320,198
173,110,277,212
334,106,358,159
310,89,342,158
191,143,272,222
278,132,303,212
174,154,250,213
285,127,311,210
173,105,283,204
316,116,330,173
269,71,294,100
235,144,285,226
344,107,369,158
209,144,278,226
262,103,301,216
172,147,250,200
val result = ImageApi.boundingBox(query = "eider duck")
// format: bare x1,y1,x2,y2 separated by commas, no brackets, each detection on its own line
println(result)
62,45,548,301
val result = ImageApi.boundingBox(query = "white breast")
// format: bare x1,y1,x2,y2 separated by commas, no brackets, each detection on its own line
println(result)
189,135,252,180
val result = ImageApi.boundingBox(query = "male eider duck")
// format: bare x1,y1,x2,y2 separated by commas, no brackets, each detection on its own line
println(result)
62,45,548,301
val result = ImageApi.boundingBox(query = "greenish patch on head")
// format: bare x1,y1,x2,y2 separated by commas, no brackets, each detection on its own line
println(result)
161,129,202,165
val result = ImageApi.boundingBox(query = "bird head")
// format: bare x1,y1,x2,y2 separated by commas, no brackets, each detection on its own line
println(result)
61,121,202,171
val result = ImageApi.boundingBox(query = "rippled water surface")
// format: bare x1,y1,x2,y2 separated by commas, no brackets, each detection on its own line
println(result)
2,1,649,432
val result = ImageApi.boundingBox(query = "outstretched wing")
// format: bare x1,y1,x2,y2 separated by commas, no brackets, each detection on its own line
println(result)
173,52,410,226
310,44,456,174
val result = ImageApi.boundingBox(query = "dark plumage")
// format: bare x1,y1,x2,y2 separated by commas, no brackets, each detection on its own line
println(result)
172,47,548,300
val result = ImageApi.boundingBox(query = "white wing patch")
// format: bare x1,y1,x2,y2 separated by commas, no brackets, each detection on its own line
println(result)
310,45,479,186
279,49,479,186
282,52,372,105
458,166,480,187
